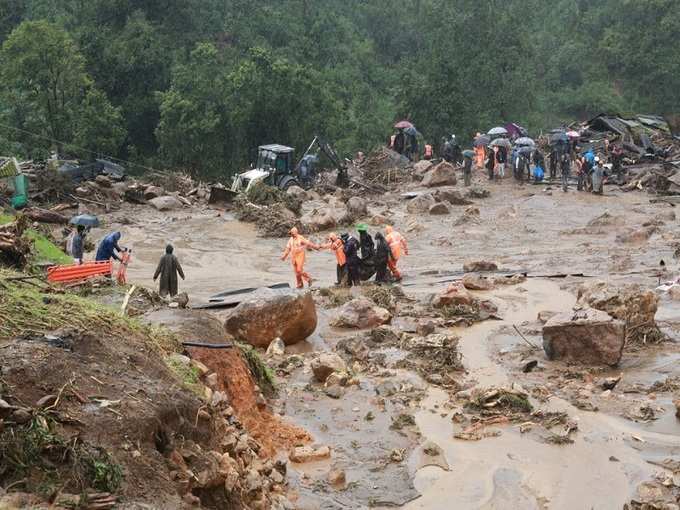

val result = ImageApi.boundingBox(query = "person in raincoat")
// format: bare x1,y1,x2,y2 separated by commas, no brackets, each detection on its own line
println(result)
341,233,361,286
70,225,86,265
95,232,124,262
153,244,185,297
281,227,319,288
591,157,606,195
357,224,375,259
374,232,393,284
474,133,486,169
385,225,408,281
320,233,347,285
462,151,473,187
485,146,496,180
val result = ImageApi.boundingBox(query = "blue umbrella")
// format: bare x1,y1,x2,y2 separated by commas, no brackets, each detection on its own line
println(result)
69,214,100,228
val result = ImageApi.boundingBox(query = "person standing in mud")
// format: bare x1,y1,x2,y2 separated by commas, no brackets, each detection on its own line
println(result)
320,233,347,286
341,233,361,286
485,146,496,180
357,224,375,260
591,156,606,195
374,232,393,284
463,152,473,187
153,244,185,297
385,225,408,281
281,227,319,289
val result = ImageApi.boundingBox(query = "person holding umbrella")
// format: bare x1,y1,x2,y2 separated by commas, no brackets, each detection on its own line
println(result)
474,132,487,169
68,214,99,265
462,150,475,186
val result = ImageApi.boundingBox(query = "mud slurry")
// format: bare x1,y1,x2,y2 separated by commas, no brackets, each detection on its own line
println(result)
92,178,680,509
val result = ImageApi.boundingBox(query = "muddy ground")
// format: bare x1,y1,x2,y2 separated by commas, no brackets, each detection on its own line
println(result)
93,173,680,509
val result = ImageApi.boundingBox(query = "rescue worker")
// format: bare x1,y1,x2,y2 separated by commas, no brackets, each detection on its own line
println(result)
153,244,185,297
374,232,393,284
474,133,485,169
463,151,473,187
357,224,375,259
591,156,606,195
485,146,496,180
341,233,361,286
385,225,408,281
281,227,319,288
96,231,124,262
321,233,347,285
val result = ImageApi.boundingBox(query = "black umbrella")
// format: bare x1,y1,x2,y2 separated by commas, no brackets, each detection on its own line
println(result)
69,214,100,228
550,132,569,145
473,135,490,147
404,126,419,137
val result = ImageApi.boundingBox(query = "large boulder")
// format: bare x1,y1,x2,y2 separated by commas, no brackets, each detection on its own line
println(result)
431,282,475,308
422,162,457,187
331,297,391,328
577,281,661,343
311,353,347,382
225,289,317,347
463,260,498,272
429,203,450,215
149,195,183,211
414,160,434,177
462,273,494,291
286,185,308,201
144,185,165,200
433,189,473,206
406,193,436,214
300,196,351,232
542,308,625,366
347,196,368,218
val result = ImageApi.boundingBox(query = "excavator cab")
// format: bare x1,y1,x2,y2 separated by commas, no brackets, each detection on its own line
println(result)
232,144,300,192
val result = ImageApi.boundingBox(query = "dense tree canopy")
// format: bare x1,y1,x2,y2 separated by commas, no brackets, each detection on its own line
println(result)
0,0,678,178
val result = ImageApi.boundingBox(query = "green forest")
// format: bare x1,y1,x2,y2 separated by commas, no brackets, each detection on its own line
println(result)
1,0,678,179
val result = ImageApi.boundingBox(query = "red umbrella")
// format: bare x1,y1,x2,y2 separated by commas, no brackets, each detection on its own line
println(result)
566,130,580,138
394,120,414,130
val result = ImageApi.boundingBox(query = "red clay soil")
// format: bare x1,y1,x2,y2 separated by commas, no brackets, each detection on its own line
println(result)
188,347,310,457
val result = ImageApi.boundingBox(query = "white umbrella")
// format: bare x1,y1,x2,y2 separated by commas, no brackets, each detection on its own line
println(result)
514,137,535,147
488,127,508,136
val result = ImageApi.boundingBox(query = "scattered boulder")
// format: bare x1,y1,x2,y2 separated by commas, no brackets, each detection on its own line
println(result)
465,187,490,199
463,260,498,272
429,202,450,215
542,308,625,366
668,285,680,302
328,469,347,488
289,445,331,463
431,282,475,308
225,289,317,347
454,206,481,226
149,195,183,211
577,281,662,343
347,197,368,218
413,160,434,176
95,174,112,188
537,310,558,324
422,162,457,187
286,186,307,201
330,297,392,328
434,189,473,206
311,353,347,383
406,193,436,214
370,214,389,226
144,185,165,200
616,226,658,244
300,207,338,231
462,273,494,291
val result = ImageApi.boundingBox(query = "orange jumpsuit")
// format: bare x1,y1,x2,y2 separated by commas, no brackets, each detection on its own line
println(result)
475,145,486,169
282,230,318,288
321,234,347,285
385,226,408,280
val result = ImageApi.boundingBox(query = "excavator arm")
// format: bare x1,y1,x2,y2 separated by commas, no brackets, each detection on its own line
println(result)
296,136,349,187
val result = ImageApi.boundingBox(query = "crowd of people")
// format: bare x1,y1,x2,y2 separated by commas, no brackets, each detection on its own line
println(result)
281,224,408,289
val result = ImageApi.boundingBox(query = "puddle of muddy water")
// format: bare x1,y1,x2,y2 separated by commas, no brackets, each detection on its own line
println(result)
403,279,673,510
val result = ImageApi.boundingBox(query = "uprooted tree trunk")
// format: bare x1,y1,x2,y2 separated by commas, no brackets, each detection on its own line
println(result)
22,207,69,224
0,215,31,268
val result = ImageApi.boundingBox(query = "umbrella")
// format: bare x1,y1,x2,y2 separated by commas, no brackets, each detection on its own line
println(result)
462,149,475,158
566,130,580,138
550,132,569,145
515,137,535,147
394,120,414,130
549,128,566,134
473,135,490,147
488,127,508,136
518,146,534,155
69,214,100,228
490,138,511,149
404,126,419,137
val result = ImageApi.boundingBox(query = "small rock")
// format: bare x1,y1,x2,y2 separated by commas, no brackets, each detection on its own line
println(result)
11,408,32,424
149,195,183,211
144,185,165,199
324,385,344,399
416,320,436,336
428,202,450,215
328,468,346,488
289,445,331,463
462,273,494,291
463,260,498,272
190,359,210,376
266,337,286,357
330,297,392,329
311,353,347,383
537,310,557,323
205,373,219,388
431,282,475,308
172,292,189,309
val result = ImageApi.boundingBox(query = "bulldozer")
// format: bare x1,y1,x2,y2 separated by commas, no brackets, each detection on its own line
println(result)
231,136,348,193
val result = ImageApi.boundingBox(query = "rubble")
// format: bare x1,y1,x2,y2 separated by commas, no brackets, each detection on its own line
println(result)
462,273,495,291
542,308,625,366
311,353,348,383
330,296,392,328
224,289,317,347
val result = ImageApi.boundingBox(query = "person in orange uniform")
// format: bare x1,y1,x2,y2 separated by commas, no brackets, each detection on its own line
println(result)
385,225,408,281
281,227,319,288
320,232,347,285
474,132,485,169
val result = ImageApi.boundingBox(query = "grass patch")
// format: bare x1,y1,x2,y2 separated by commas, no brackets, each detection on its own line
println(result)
0,416,123,495
0,268,180,354
165,356,203,397
0,212,15,225
238,342,277,397
23,229,72,265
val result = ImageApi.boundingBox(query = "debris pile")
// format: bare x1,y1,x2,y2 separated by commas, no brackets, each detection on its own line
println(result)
0,215,30,267
353,147,411,188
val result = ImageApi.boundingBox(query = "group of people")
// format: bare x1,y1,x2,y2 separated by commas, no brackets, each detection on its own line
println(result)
390,129,419,162
281,224,408,289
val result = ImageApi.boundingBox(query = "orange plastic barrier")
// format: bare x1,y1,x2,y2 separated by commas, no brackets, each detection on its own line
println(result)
47,260,113,283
